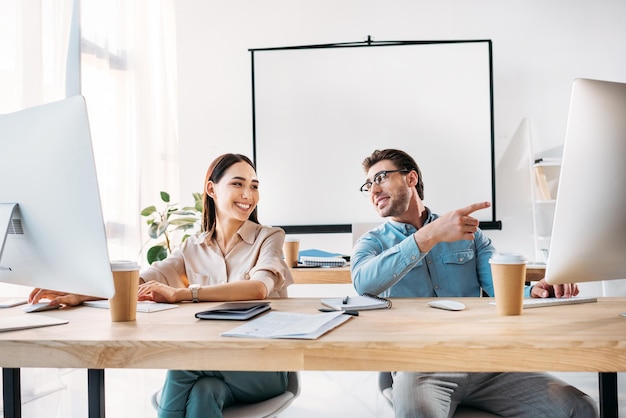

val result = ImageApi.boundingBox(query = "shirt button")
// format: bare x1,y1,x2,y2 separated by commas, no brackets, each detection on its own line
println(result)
411,255,416,260
245,273,250,279
458,257,464,262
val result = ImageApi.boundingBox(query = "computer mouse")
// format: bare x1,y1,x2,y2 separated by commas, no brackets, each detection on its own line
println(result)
427,300,466,311
22,302,61,313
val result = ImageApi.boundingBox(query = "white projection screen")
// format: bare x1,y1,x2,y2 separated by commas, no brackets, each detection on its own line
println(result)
251,40,498,233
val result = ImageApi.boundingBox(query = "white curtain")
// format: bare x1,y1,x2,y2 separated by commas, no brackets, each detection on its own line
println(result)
80,0,180,264
0,0,73,113
0,0,179,294
0,0,74,297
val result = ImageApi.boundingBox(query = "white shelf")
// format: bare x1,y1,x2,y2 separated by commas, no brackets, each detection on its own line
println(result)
531,156,561,263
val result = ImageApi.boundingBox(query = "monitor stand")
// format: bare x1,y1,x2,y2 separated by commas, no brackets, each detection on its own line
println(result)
0,203,19,263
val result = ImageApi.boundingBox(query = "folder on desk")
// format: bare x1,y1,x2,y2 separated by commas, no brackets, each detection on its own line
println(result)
0,314,68,332
195,302,271,320
0,297,28,308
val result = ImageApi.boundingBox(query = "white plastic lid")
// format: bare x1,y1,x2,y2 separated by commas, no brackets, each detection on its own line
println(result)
110,260,140,271
489,252,527,265
284,236,300,242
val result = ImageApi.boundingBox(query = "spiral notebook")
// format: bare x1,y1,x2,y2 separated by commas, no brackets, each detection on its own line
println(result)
321,293,392,311
298,249,349,267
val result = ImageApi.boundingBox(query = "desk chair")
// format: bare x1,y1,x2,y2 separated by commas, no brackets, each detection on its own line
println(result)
378,372,499,418
151,371,300,418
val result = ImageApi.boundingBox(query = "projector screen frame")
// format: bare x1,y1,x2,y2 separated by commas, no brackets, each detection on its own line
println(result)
250,37,501,234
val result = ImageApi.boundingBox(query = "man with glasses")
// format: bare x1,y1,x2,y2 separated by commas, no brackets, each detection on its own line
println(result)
352,149,597,418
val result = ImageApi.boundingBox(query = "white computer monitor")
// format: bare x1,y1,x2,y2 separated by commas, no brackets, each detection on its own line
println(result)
0,96,115,298
545,78,626,285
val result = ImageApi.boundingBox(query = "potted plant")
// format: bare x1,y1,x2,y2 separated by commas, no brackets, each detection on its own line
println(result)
140,191,202,264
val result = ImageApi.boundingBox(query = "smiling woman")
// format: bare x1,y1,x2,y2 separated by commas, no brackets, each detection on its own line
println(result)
137,153,296,418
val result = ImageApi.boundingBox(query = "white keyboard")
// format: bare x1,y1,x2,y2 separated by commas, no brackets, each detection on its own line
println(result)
83,300,179,312
522,296,597,309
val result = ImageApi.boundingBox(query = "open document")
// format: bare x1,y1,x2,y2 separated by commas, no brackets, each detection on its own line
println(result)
221,310,352,340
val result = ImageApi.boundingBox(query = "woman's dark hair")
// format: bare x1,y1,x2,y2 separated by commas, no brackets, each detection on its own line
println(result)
362,149,424,199
201,153,259,232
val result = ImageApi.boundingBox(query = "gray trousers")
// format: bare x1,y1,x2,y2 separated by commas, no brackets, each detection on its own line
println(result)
391,372,598,418
157,370,288,418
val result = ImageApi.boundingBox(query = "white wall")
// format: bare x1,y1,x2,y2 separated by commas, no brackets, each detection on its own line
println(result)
174,0,626,260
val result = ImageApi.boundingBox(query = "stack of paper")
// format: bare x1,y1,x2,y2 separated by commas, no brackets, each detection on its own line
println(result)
221,310,351,339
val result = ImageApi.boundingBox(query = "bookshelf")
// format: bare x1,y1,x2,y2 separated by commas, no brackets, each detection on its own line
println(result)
531,158,561,263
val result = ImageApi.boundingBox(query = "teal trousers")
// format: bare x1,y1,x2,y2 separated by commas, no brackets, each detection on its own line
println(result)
157,370,288,418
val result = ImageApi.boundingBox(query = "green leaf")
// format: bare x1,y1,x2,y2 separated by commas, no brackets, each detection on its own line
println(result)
140,206,157,217
179,207,198,214
148,222,169,239
156,221,169,237
169,217,199,226
173,223,197,232
193,193,203,212
147,245,168,264
141,191,203,264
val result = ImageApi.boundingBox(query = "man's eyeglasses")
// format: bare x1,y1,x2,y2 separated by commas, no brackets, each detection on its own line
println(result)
360,169,410,194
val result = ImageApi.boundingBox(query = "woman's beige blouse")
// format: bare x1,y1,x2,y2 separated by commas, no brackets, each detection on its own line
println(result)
140,221,294,298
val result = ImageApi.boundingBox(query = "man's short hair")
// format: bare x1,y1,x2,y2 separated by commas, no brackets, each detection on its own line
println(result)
362,149,424,199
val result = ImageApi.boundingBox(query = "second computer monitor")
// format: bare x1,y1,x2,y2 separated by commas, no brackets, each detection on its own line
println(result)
545,78,626,285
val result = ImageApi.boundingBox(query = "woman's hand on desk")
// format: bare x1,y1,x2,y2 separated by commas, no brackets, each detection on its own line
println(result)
28,288,100,307
530,279,579,299
138,280,184,303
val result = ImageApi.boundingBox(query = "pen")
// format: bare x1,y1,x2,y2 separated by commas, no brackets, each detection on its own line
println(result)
342,296,350,304
318,308,359,316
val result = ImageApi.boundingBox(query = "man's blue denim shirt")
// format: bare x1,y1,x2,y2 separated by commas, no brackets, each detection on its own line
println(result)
351,208,532,298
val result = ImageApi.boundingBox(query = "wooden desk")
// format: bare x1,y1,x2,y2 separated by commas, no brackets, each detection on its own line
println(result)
1,298,624,417
526,265,547,282
290,265,547,285
289,266,351,284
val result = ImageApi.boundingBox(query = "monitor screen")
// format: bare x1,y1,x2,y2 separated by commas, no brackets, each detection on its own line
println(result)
545,78,626,285
0,96,115,298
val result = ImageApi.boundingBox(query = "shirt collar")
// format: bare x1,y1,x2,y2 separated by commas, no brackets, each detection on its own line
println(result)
204,219,258,246
238,220,258,245
387,207,435,235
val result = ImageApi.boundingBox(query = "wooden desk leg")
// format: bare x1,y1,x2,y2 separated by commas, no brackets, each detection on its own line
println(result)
2,368,21,418
88,369,105,418
599,372,618,418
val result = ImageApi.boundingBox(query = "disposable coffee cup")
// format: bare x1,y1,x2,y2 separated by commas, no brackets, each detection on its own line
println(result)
283,237,300,268
109,260,140,322
490,252,527,316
